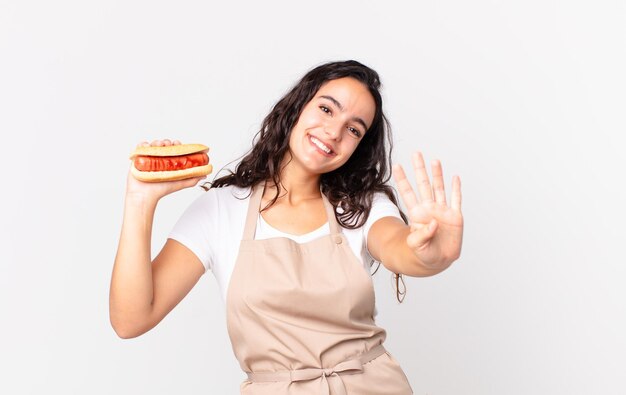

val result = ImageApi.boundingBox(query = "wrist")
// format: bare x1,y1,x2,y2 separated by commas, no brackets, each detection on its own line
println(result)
124,192,159,210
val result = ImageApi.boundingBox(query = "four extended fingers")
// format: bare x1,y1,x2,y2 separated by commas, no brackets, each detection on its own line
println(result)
395,151,462,212
136,139,182,148
151,139,171,146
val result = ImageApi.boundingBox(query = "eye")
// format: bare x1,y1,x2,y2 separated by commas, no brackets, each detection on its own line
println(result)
348,127,362,138
319,105,331,115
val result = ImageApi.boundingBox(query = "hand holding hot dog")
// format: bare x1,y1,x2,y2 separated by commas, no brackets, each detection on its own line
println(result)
125,139,212,202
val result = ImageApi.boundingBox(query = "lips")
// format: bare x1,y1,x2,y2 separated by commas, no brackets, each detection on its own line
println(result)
307,134,335,156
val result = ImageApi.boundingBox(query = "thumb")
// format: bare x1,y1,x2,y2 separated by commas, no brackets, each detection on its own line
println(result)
407,219,438,249
172,176,207,190
186,176,208,188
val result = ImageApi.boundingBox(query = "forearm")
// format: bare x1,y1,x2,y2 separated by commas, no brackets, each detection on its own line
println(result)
109,194,158,337
382,227,451,277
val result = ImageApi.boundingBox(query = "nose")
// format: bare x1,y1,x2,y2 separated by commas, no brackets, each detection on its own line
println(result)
323,120,342,140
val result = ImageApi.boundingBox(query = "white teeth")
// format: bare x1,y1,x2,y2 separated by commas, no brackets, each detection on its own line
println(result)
310,136,332,154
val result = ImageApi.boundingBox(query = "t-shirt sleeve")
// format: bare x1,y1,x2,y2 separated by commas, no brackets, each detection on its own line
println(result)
167,191,218,273
363,191,403,261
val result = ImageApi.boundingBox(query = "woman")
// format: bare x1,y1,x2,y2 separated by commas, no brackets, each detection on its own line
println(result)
110,60,463,394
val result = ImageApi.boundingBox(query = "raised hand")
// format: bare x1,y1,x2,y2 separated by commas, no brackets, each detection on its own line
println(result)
125,139,208,202
392,151,464,268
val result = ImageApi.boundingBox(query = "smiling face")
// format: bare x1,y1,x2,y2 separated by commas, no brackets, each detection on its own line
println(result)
286,77,377,176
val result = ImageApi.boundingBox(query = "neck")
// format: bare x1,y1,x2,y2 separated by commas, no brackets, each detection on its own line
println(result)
264,153,321,204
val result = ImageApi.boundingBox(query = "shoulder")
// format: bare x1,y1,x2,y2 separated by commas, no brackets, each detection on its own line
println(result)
371,190,397,205
174,185,250,224
334,190,401,230
364,190,402,235
209,183,250,196
217,184,252,209
205,185,252,225
196,184,252,206
369,191,401,214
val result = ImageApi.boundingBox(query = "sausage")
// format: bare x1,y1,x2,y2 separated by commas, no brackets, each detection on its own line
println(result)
134,152,209,172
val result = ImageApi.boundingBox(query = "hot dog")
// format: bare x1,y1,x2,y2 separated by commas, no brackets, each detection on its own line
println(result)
129,143,213,182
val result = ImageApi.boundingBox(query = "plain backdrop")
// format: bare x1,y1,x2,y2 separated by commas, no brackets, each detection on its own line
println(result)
1,1,624,394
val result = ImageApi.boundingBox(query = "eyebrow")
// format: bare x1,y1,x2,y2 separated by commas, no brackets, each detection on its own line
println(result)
319,95,370,131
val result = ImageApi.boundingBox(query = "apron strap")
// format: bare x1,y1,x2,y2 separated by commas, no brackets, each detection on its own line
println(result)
242,182,341,241
320,188,341,236
242,183,263,241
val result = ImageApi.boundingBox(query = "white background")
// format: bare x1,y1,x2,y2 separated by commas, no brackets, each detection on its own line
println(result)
1,0,624,394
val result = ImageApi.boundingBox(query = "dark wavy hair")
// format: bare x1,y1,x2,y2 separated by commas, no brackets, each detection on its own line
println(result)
202,60,408,302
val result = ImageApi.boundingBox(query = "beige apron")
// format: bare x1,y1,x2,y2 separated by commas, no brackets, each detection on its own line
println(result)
226,183,414,394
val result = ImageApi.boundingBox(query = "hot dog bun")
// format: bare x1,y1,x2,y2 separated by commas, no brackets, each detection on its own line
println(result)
129,143,213,182
129,143,209,159
130,163,213,182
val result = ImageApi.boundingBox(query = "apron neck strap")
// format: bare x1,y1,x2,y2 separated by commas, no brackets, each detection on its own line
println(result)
242,182,341,241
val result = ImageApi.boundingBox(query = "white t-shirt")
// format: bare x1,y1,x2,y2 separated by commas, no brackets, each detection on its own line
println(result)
168,184,402,317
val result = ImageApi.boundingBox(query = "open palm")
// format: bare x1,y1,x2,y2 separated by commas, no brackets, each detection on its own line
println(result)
393,152,464,268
